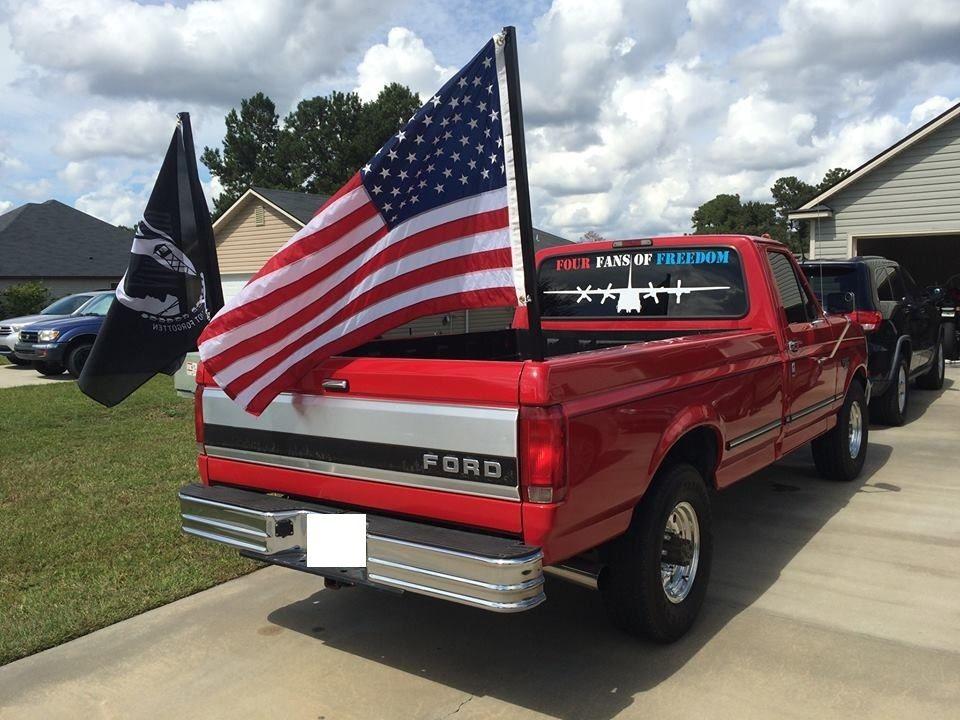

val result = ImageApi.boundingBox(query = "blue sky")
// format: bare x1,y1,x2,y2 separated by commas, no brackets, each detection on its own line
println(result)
1,0,959,239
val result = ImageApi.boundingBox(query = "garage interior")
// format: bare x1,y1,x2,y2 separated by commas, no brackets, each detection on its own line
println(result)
856,234,960,288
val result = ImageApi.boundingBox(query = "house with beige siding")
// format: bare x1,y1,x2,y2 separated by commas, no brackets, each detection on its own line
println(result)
214,187,571,338
790,100,960,287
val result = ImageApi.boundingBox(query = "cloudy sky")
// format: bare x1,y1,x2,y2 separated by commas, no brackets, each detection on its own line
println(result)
1,0,959,239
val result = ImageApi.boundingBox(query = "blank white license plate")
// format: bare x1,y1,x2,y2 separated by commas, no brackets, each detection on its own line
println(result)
306,513,367,568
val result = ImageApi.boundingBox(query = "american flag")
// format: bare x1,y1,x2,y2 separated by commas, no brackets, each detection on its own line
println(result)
198,34,527,415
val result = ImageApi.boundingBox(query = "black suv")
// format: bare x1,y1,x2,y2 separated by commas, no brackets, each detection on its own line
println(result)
801,257,944,426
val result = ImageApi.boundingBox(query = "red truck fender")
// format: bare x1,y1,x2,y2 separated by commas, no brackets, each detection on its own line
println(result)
646,407,724,489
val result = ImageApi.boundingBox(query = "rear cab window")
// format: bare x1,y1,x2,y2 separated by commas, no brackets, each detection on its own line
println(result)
538,246,748,319
766,251,818,324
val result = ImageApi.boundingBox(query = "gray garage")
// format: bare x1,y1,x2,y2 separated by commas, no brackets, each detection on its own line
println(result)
790,100,960,289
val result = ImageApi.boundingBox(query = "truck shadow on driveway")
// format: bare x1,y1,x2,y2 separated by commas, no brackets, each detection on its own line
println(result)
267,441,893,719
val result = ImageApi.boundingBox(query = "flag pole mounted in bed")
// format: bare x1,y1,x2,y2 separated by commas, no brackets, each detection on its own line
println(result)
500,26,545,362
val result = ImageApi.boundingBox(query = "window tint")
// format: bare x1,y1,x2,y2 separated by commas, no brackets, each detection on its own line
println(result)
801,264,871,310
42,294,92,315
767,251,813,324
538,247,747,318
877,266,903,302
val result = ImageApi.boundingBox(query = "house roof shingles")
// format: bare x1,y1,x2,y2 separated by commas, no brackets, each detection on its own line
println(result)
252,187,330,224
0,200,131,278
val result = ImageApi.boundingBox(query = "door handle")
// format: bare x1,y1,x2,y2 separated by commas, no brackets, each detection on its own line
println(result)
788,340,802,353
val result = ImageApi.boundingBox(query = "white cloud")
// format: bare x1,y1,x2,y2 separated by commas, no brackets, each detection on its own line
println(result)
355,27,455,103
74,182,150,226
0,200,13,215
709,95,818,171
7,0,393,105
56,102,178,160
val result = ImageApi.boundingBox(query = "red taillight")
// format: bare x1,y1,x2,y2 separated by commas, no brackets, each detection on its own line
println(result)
194,382,205,453
848,309,883,332
519,405,567,504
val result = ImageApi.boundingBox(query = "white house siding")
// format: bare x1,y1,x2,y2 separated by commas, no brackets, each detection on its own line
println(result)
811,118,960,259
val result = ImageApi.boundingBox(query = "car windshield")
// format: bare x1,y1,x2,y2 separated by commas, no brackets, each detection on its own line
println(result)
76,293,115,316
42,294,92,315
538,246,748,318
801,264,871,310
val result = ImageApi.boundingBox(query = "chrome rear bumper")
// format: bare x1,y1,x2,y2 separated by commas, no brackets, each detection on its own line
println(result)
178,484,545,613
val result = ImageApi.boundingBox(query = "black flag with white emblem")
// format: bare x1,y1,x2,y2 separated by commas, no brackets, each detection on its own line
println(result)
78,112,223,406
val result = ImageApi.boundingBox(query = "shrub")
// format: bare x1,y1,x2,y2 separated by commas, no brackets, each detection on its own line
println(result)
0,281,52,317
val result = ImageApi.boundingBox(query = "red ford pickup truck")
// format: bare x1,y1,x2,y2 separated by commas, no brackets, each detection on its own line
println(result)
180,234,869,641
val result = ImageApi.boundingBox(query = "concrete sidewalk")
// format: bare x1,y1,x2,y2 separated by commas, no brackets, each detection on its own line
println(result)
0,362,73,389
2,369,959,719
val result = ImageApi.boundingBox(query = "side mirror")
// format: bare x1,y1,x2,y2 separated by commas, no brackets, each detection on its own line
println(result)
825,291,855,315
927,286,944,300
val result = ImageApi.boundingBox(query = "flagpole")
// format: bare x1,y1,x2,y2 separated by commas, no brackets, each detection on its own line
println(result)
502,26,545,362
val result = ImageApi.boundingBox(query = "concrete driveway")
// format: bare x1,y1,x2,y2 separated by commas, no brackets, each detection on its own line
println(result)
0,362,73,388
2,368,959,720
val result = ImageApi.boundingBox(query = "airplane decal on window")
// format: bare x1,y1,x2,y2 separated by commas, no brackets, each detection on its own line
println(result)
543,262,730,314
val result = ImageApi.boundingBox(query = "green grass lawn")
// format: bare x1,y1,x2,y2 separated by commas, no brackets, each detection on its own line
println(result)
0,375,256,665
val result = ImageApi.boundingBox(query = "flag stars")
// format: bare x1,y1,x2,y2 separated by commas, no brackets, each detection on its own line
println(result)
443,130,452,140
489,109,499,122
459,174,469,185
387,148,398,161
431,95,441,107
452,113,462,123
383,202,392,212
460,135,470,146
457,76,468,88
442,167,453,178
482,56,492,68
451,151,460,162
422,115,433,126
475,143,484,154
468,159,477,170
440,117,450,128
371,185,382,195
406,152,417,163
419,180,428,189
486,83,493,94
379,168,391,178
448,96,460,109
415,135,424,145
484,127,491,137
434,183,444,193
396,130,406,142
489,152,498,164
390,187,400,197
362,163,372,175
410,195,419,203
477,101,487,112
462,96,471,106
468,118,478,130
473,76,481,86
495,137,503,148
398,169,408,180
481,168,490,179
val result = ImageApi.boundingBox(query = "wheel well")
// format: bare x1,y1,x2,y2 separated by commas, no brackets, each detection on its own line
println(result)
658,426,719,489
65,334,97,353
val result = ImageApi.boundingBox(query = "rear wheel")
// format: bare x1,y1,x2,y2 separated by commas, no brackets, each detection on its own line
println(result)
35,362,64,376
944,321,957,361
65,342,93,378
812,380,868,481
600,462,713,643
916,341,945,390
871,359,908,426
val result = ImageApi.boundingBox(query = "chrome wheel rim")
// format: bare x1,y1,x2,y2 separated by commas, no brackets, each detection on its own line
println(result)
661,501,700,604
848,400,863,459
897,366,907,413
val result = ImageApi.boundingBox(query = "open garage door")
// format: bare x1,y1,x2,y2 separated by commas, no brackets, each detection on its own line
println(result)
856,234,960,288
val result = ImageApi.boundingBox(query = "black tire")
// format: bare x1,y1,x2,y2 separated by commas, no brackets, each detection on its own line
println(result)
6,355,31,366
916,341,945,390
34,361,64,376
871,359,908,426
65,342,93,379
812,380,869,482
600,462,712,643
944,321,957,361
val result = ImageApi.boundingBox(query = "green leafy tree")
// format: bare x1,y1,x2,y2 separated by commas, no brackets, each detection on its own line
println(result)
691,194,746,234
0,281,52,317
204,85,422,214
201,92,289,217
818,167,851,192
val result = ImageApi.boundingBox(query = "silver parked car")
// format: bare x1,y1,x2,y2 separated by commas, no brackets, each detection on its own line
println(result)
0,291,101,365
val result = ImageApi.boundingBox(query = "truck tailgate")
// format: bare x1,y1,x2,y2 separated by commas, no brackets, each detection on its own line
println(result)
199,357,526,534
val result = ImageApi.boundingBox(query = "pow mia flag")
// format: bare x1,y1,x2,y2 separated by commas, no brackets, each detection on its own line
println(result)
79,113,223,406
